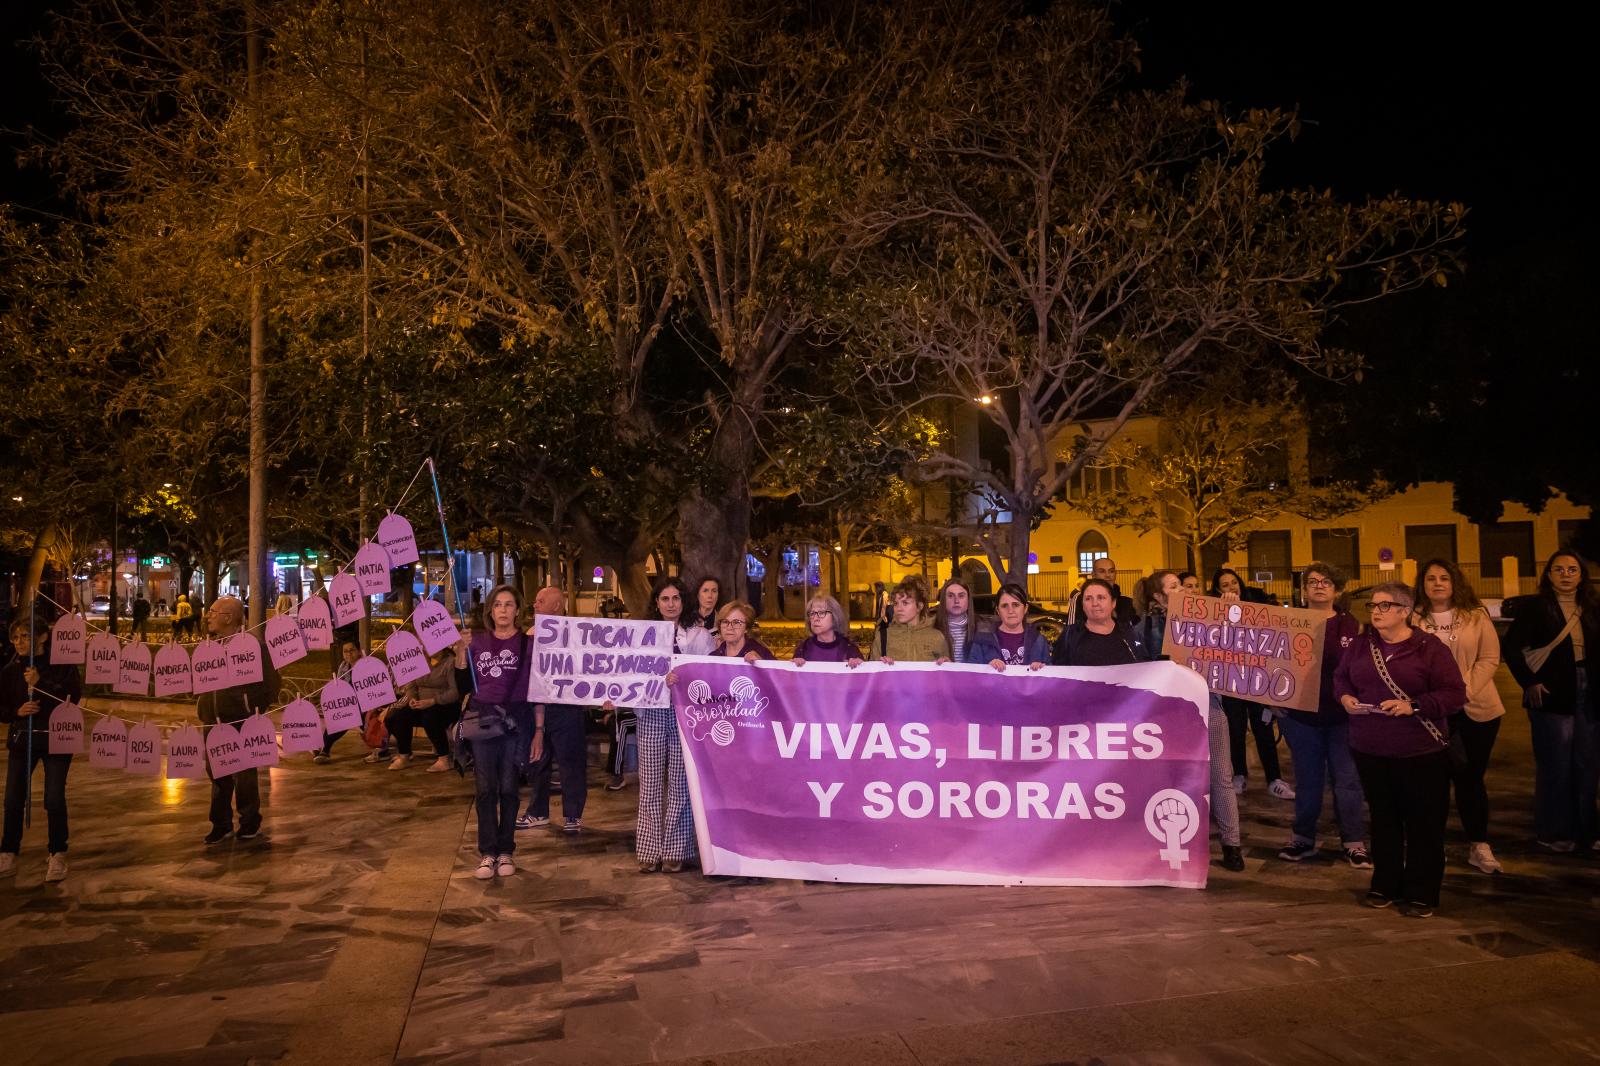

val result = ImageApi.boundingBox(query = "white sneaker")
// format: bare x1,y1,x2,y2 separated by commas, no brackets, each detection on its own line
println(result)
0,852,15,876
496,854,515,877
474,855,497,880
1232,775,1246,795
45,853,68,883
1468,842,1503,874
388,755,413,771
1268,778,1296,800
364,750,384,764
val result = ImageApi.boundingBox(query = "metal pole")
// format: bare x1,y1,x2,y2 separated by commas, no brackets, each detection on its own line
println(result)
426,458,474,695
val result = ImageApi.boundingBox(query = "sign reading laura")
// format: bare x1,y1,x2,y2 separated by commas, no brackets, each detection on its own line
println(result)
674,659,1211,888
526,615,673,708
1163,592,1325,712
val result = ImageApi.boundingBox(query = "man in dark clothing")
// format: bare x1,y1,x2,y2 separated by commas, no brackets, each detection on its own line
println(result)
197,596,279,845
1066,557,1140,628
131,594,152,640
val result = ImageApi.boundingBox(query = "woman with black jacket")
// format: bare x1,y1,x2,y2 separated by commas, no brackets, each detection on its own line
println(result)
0,616,82,882
1052,579,1145,666
1504,550,1600,853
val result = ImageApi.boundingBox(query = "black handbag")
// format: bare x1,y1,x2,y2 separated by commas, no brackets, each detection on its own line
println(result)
458,633,528,741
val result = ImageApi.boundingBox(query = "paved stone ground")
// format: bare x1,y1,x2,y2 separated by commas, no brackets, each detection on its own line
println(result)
2,673,1599,1065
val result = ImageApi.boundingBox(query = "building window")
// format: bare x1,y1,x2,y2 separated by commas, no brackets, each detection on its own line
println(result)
1076,530,1108,575
1200,540,1231,582
1478,521,1535,576
1405,524,1457,564
1311,528,1360,581
1559,520,1584,551
1247,530,1292,583
1066,464,1128,500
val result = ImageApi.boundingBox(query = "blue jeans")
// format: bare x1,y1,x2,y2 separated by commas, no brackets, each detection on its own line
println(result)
1280,717,1366,848
1529,670,1597,845
471,717,528,857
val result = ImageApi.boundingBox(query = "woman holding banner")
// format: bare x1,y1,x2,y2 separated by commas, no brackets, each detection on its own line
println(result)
0,616,81,882
872,578,946,663
967,584,1049,670
1412,559,1505,873
711,602,775,662
1211,569,1294,800
1335,582,1466,917
1052,579,1144,666
642,577,715,874
792,595,864,666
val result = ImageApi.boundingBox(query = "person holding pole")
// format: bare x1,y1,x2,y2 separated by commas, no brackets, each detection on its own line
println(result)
0,615,81,881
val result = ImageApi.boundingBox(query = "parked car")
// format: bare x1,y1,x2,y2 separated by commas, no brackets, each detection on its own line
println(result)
89,595,111,616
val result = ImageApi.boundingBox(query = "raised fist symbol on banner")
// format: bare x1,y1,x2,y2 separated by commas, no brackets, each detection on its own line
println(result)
1143,789,1202,871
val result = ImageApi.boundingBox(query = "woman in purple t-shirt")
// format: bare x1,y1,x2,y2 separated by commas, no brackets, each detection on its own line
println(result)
460,585,531,882
791,595,863,667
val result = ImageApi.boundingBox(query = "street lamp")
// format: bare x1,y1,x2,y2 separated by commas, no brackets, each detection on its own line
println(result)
974,394,994,405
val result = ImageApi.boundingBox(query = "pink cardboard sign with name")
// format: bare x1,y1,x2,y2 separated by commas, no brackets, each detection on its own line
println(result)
126,722,163,775
351,656,398,713
227,633,264,686
319,679,362,734
86,632,121,685
90,716,129,770
49,702,85,754
153,642,194,697
329,572,364,628
279,698,324,754
413,599,462,656
384,630,429,688
114,641,152,696
205,722,249,778
238,714,280,770
264,614,309,670
51,614,86,664
297,595,333,651
190,640,232,694
165,725,206,779
377,512,420,567
354,541,391,597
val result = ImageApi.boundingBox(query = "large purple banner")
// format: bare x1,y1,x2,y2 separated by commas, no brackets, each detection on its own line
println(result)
673,659,1212,888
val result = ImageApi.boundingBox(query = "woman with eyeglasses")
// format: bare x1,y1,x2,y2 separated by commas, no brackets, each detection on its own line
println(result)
1412,558,1506,872
1276,563,1369,868
968,583,1049,670
1211,568,1294,801
1334,582,1466,917
710,601,774,662
1504,551,1600,854
791,595,864,667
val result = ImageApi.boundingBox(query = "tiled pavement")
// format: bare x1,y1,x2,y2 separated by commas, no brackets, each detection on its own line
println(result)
2,676,1599,1065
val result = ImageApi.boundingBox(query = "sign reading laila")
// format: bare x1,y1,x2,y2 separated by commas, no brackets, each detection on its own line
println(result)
86,632,121,685
1162,592,1325,713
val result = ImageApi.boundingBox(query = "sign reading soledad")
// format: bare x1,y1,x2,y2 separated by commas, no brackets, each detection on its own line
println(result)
1163,592,1325,713
673,659,1211,888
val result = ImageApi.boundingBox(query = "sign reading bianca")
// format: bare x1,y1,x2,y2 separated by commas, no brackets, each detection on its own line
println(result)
1162,592,1325,712
672,659,1211,888
527,614,673,708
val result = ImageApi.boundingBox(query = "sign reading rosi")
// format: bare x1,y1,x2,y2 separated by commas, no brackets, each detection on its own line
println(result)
1163,592,1325,712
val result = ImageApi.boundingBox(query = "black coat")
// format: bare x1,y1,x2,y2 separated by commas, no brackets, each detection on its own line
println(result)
1504,594,1600,716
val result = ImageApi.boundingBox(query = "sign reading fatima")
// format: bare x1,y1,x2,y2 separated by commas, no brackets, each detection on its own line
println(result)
526,614,674,708
1162,592,1325,713
673,659,1211,888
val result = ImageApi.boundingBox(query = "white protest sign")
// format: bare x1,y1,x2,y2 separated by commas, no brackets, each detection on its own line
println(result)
114,641,152,696
90,716,129,770
264,614,309,670
279,698,324,754
238,714,279,770
319,679,362,734
351,655,398,712
226,633,264,686
127,722,163,775
384,630,429,688
526,615,673,708
50,614,86,664
354,542,391,597
297,595,333,651
165,725,206,779
413,599,461,656
49,702,85,754
205,722,249,778
86,632,121,685
329,572,364,628
190,639,231,694
153,642,193,697
377,512,420,567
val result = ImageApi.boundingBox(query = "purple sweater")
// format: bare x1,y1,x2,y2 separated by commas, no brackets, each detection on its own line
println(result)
1334,629,1466,758
793,634,863,663
1289,610,1363,727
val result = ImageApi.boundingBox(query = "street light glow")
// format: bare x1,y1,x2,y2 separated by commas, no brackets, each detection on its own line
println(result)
975,395,994,405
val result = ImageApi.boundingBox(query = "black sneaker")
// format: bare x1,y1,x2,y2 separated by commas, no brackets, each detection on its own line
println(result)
563,818,581,834
203,827,232,845
1363,891,1394,909
1343,847,1373,869
237,826,261,841
1403,901,1435,919
1277,842,1317,862
1220,845,1245,871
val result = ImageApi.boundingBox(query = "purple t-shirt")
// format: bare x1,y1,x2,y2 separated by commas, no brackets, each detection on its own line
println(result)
996,628,1027,666
470,632,524,705
795,634,863,662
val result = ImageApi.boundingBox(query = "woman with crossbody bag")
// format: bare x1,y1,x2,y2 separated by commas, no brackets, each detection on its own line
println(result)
1334,583,1467,917
459,584,532,881
1504,551,1600,853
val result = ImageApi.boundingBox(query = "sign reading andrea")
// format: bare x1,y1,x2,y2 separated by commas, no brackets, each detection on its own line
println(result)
673,659,1211,888
526,614,673,708
1163,592,1325,713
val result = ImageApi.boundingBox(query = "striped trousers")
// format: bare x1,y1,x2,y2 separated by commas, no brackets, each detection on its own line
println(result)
635,707,697,865
1209,697,1241,847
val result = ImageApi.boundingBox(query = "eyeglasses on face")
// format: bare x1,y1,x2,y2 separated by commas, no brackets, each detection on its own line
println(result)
1369,600,1407,614
1551,566,1581,576
1304,578,1335,589
719,618,748,629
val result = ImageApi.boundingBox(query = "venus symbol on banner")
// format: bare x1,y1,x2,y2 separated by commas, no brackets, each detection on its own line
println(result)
238,714,280,770
48,702,85,755
90,716,129,770
383,629,429,687
279,698,324,754
50,614,86,664
165,725,206,780
264,614,309,670
412,599,461,656
114,640,152,696
226,633,264,685
377,512,420,567
152,642,193,697
190,639,231,694
354,542,391,597
297,595,333,651
319,678,362,734
351,655,398,712
329,572,364,627
205,722,249,778
127,722,162,775
86,631,120,685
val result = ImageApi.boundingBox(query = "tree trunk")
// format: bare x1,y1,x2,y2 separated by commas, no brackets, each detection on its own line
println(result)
563,549,580,609
244,0,269,632
678,482,750,604
1003,506,1035,585
615,557,652,618
836,524,854,620
202,556,223,610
